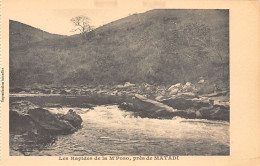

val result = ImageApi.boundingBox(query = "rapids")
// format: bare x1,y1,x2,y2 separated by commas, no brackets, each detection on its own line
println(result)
11,105,229,155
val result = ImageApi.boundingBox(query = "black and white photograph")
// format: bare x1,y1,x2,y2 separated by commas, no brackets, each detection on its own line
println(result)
8,5,230,156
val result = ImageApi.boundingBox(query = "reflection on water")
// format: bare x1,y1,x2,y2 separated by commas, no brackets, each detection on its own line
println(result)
10,105,229,156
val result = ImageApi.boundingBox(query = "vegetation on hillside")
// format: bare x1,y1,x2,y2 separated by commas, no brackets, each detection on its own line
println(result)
10,9,229,90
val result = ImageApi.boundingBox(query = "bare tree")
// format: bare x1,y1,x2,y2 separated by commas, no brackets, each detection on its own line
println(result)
70,16,95,38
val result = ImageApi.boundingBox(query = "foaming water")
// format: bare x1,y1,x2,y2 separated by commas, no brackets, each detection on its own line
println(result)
15,105,230,156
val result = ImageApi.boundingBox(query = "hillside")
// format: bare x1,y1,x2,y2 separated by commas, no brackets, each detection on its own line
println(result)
10,9,229,89
9,20,66,49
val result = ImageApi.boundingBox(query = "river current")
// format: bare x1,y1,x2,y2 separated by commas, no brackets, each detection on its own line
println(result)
10,95,229,156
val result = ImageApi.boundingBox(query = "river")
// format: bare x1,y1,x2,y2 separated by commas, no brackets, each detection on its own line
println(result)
10,95,229,156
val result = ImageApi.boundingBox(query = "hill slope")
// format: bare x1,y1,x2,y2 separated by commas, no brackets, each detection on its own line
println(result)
10,9,229,88
9,20,66,49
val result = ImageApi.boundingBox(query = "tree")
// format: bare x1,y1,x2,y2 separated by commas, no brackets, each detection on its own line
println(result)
70,16,95,38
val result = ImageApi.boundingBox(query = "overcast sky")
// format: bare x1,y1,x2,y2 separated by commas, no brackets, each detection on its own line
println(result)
6,0,158,35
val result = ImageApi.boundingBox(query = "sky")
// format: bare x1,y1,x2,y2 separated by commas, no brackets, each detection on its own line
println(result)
5,0,161,35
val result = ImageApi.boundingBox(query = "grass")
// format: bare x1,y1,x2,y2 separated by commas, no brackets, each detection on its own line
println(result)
10,9,229,90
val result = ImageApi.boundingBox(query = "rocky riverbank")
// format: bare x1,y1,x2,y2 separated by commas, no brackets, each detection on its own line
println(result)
10,80,229,121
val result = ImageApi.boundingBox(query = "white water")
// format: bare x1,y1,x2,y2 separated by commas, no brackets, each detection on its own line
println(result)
24,105,230,156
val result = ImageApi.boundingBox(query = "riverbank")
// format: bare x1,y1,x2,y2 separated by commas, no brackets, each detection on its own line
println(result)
10,81,230,121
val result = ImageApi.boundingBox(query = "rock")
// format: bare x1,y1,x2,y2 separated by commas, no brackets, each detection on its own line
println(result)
213,104,230,112
198,79,205,84
59,109,83,129
116,82,135,89
160,97,229,121
168,83,182,91
133,94,195,119
162,97,194,110
182,82,195,92
195,110,202,117
155,95,164,101
191,98,212,109
71,89,80,95
185,82,192,86
41,89,51,94
118,102,134,111
212,109,229,121
124,82,135,87
169,89,178,95
161,97,210,110
212,100,230,109
28,108,77,135
133,94,176,119
209,99,214,105
10,108,83,135
59,90,67,95
59,90,71,95
198,106,229,121
110,90,118,96
143,83,151,88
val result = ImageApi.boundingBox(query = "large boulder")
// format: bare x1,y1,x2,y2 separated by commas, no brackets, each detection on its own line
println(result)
10,108,83,135
28,108,77,135
133,94,196,119
161,97,210,110
197,106,229,121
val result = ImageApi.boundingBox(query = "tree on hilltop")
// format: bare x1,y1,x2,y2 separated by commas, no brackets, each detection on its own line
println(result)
70,16,95,38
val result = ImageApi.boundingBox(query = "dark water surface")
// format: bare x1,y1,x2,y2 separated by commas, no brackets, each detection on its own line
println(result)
10,95,229,156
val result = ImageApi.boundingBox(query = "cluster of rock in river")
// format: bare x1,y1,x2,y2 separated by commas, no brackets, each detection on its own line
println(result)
10,81,229,139
119,82,229,121
123,94,229,121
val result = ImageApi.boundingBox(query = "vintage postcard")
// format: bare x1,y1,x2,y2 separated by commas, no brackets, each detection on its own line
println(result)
1,0,260,165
